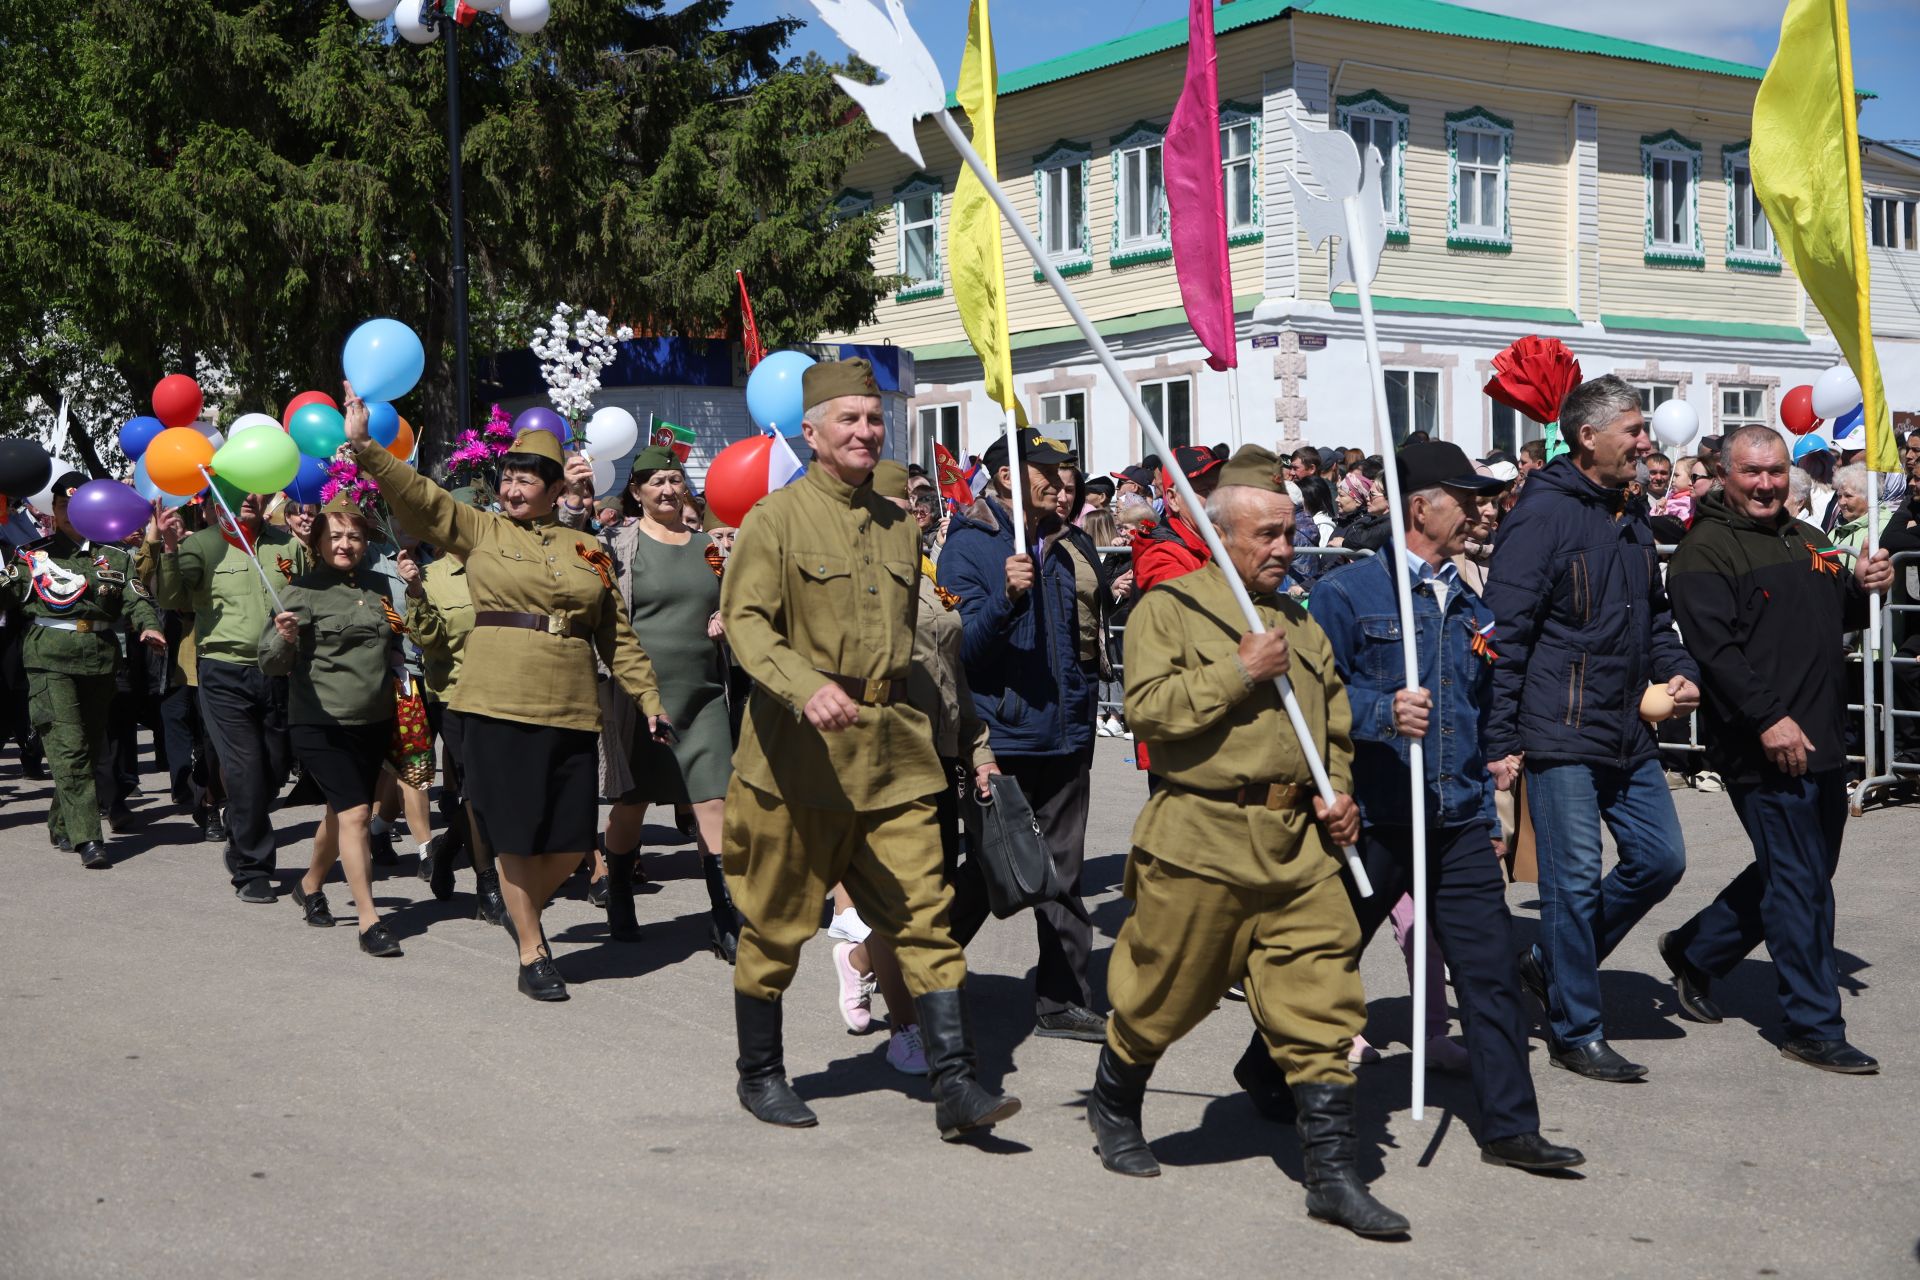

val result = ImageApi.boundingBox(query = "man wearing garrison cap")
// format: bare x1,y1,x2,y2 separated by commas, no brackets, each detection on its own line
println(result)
718,358,1018,1142
1083,445,1407,1238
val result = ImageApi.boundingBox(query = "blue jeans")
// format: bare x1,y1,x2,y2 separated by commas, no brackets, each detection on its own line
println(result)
1525,757,1686,1047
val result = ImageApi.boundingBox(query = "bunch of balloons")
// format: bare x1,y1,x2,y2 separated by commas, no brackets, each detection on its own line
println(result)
1781,365,1864,440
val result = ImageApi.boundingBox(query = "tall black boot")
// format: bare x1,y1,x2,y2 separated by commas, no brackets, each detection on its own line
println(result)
734,993,817,1128
703,855,738,964
914,987,1021,1141
1293,1083,1409,1238
473,867,510,928
605,851,641,941
427,831,458,901
1233,1030,1297,1124
1087,1046,1160,1176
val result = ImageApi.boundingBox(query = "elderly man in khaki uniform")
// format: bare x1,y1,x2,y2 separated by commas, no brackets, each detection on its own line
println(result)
720,360,1017,1142
1084,446,1408,1239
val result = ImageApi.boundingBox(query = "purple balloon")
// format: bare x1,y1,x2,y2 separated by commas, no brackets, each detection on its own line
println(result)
67,480,153,544
512,406,571,446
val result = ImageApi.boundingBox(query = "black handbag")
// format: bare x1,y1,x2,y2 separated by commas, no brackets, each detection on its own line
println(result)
960,772,1058,919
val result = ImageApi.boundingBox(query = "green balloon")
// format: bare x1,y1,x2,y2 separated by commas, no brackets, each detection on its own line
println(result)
213,425,301,494
288,404,347,460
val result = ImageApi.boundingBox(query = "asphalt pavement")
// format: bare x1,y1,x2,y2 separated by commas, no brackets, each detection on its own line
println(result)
1,741,1915,1279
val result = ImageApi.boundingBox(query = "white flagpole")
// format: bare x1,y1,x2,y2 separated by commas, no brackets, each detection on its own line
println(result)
1006,403,1027,556
935,108,1373,899
1864,464,1880,783
196,465,286,614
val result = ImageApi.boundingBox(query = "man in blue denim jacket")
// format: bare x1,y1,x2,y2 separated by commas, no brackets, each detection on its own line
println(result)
1305,442,1583,1172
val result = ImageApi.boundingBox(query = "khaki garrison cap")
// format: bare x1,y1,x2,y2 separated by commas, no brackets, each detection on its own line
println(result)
507,429,566,466
870,459,910,500
803,358,882,410
1215,445,1287,494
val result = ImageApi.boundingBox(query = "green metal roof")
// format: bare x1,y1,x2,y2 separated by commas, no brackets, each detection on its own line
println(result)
969,0,1772,105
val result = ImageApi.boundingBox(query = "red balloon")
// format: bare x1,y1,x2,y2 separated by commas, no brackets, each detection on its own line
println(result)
1781,384,1820,436
282,390,339,429
152,374,204,430
704,435,776,528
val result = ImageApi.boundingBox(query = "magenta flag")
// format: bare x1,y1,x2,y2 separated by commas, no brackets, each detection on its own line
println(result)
1165,0,1236,371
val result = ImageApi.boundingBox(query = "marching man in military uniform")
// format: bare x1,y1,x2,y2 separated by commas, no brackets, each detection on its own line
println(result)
1085,446,1409,1238
719,359,1018,1141
2,472,165,868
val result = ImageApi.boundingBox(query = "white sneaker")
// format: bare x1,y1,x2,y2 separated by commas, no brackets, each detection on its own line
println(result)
1692,770,1724,794
1098,716,1117,738
1663,770,1687,791
885,1026,928,1075
827,908,871,944
832,942,875,1034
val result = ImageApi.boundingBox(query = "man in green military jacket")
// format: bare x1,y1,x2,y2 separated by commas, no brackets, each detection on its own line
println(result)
1,472,164,867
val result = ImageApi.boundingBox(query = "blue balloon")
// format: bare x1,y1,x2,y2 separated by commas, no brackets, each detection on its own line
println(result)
119,415,167,461
341,317,426,404
285,453,332,504
133,455,196,508
746,351,818,438
367,401,401,448
1831,404,1864,441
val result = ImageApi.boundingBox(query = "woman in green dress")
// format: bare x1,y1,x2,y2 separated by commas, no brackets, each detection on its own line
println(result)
595,446,738,957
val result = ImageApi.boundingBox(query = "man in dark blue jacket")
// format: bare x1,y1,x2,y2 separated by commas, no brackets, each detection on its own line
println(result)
1484,375,1702,1083
939,426,1104,1040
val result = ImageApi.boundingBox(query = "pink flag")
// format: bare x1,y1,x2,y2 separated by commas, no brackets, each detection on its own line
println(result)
1165,0,1236,371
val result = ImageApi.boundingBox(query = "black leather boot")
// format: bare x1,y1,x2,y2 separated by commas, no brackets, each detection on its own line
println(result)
735,993,817,1127
1087,1046,1159,1176
915,987,1021,1141
1293,1083,1409,1238
472,868,510,927
703,855,738,964
427,832,457,901
1233,1030,1297,1124
605,851,641,941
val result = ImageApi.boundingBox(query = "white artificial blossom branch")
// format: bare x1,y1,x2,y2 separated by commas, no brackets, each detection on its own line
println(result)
528,304,634,423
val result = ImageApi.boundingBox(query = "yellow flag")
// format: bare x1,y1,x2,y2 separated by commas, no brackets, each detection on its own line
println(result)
1751,0,1893,473
952,0,1020,421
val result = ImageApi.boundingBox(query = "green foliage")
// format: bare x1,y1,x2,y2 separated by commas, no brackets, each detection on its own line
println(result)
0,0,891,469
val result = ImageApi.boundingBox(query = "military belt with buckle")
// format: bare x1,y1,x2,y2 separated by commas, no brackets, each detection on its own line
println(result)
818,670,905,706
1169,779,1309,810
33,617,98,634
473,610,591,641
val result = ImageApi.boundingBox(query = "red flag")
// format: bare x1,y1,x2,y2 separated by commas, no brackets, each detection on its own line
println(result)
933,443,973,509
737,270,766,370
1165,0,1236,372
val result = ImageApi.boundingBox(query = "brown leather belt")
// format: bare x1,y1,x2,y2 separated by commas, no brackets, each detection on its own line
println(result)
818,670,906,706
474,610,591,640
1168,779,1310,810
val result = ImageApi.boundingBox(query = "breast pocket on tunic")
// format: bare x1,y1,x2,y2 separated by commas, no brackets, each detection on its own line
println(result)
794,551,853,605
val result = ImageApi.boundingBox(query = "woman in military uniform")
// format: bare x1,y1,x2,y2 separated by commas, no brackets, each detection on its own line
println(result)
262,494,405,957
340,386,669,1003
594,445,736,954
1,472,164,868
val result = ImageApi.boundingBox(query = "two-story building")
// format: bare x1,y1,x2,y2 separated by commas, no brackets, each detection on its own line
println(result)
821,0,1920,473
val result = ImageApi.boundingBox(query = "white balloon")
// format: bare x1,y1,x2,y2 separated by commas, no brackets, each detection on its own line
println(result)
590,455,618,501
584,407,640,460
501,0,549,34
1810,365,1862,420
191,420,225,451
228,412,281,436
25,483,56,514
1650,399,1700,448
394,0,438,43
347,0,400,19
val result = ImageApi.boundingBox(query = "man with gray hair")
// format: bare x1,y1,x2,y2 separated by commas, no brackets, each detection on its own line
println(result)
1484,373,1703,1083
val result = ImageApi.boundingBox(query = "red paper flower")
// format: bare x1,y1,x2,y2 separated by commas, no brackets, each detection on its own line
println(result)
1484,335,1583,425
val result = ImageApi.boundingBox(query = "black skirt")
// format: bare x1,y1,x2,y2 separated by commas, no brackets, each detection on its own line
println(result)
460,714,598,855
290,720,394,813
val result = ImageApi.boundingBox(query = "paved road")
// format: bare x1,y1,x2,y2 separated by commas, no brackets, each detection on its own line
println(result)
1,742,1915,1278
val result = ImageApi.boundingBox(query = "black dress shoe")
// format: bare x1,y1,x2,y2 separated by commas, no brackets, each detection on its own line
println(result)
358,921,404,957
76,841,111,870
235,879,277,905
1516,947,1550,1012
1658,931,1723,1024
1779,1037,1879,1074
290,881,336,928
1035,1005,1109,1042
518,956,569,1002
368,828,398,868
202,809,227,844
1548,1038,1647,1082
1481,1131,1586,1171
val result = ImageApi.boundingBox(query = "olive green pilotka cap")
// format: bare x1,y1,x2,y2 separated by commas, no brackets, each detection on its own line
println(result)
803,358,881,409
629,444,682,474
870,458,910,500
319,492,369,519
507,428,566,466
1214,444,1287,494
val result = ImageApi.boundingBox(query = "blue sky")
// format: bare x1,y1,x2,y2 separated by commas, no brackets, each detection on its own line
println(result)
713,0,1919,148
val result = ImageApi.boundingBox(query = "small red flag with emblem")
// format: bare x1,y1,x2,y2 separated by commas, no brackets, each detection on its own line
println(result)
933,444,973,510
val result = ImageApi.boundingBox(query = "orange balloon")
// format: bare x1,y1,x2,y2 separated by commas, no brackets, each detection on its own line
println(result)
146,427,216,496
387,415,415,460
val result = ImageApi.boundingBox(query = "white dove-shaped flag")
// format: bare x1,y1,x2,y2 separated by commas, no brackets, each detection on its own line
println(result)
810,0,947,169
1280,108,1388,293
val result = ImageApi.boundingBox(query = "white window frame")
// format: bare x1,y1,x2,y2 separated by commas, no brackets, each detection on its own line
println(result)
893,174,943,302
1635,384,1677,413
1384,368,1440,446
916,404,961,468
1110,121,1170,266
1719,386,1768,431
1870,194,1919,251
1038,390,1087,447
1138,377,1192,450
1642,130,1705,267
1220,102,1263,245
1445,107,1512,252
1722,143,1780,273
1337,90,1409,242
1032,141,1092,278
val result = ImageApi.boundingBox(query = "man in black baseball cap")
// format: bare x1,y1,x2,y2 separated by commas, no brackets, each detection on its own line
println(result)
1397,440,1509,498
980,425,1076,475
1111,464,1156,501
